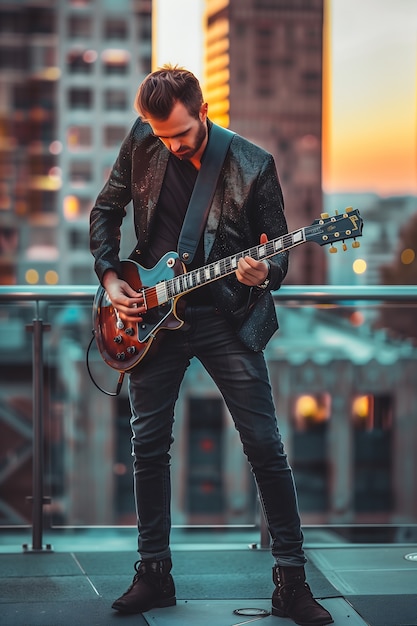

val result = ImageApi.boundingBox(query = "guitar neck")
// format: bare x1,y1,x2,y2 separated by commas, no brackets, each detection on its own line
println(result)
158,227,306,301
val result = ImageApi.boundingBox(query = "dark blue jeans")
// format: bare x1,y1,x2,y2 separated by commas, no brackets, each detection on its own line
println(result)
128,305,306,566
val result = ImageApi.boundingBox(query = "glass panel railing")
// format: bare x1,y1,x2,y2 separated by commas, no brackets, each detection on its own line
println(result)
1,286,416,548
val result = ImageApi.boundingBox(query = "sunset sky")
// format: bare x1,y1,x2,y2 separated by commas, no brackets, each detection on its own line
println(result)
327,0,417,197
155,0,417,198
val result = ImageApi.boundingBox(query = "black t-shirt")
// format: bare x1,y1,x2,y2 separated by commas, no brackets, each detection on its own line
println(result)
146,154,214,306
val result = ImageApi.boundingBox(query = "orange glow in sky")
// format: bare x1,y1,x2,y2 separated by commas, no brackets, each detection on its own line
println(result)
155,0,417,198
324,0,417,197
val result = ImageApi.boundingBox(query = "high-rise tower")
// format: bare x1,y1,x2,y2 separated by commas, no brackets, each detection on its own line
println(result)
204,0,325,284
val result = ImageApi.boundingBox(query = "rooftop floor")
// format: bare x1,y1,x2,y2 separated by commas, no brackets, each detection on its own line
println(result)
1,526,416,626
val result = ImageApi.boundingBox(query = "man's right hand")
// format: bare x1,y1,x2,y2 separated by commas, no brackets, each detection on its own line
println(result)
102,270,147,323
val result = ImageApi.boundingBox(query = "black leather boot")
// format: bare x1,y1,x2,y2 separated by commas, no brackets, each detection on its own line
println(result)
112,558,176,614
271,565,333,626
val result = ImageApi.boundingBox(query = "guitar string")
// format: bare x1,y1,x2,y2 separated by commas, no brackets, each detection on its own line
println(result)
162,229,306,301
142,211,358,304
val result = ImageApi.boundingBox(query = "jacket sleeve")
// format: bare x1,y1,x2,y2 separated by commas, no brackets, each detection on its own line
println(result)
250,152,289,292
89,122,137,284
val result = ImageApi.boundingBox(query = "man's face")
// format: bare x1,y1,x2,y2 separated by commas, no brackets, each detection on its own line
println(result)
146,101,208,166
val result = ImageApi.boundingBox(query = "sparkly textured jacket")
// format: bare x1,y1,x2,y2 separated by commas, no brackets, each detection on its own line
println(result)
90,118,289,351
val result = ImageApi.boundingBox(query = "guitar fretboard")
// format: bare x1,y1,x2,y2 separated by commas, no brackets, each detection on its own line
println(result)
150,228,307,304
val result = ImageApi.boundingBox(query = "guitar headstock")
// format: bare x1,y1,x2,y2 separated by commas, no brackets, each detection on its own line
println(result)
306,207,363,251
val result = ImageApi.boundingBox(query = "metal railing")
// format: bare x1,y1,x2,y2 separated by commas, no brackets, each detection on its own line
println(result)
1,284,417,552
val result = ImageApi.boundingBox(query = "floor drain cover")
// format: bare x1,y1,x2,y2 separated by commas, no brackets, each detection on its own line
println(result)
233,608,271,617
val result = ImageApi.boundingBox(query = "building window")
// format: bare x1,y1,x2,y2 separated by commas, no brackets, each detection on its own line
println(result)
67,50,96,74
101,49,130,75
0,46,29,70
185,397,225,518
0,225,18,255
255,86,274,98
67,126,93,149
68,87,93,109
104,89,128,111
68,15,92,39
352,394,393,431
27,225,56,248
32,79,56,111
0,10,25,35
69,161,93,185
305,26,321,50
291,393,331,512
13,84,31,111
103,59,129,75
138,54,152,75
352,394,393,512
36,43,57,70
104,18,128,39
256,27,273,39
29,154,56,176
69,228,89,250
136,5,151,39
103,126,126,147
29,190,57,213
301,71,321,96
63,195,92,219
27,7,54,35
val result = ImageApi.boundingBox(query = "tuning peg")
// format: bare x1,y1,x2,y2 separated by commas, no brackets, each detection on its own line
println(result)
352,240,360,249
320,212,329,219
329,245,337,253
342,243,347,251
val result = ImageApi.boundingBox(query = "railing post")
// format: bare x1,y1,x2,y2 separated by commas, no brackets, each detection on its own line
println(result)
23,303,52,553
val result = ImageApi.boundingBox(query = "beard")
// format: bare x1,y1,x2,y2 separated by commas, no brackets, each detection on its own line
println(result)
174,119,207,161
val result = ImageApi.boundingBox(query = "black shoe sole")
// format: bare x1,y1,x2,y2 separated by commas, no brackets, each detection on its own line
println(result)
112,596,176,614
271,605,334,625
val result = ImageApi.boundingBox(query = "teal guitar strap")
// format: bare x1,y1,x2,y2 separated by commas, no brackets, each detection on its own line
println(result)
177,123,234,265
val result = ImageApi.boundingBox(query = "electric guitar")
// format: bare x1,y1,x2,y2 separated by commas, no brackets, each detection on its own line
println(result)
93,207,363,372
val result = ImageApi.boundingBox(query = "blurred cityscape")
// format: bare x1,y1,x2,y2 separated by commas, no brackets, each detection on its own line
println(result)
0,0,416,531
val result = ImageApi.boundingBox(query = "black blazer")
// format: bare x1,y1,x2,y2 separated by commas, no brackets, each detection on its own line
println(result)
90,119,289,351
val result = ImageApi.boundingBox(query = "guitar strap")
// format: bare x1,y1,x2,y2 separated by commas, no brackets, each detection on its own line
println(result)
177,123,235,265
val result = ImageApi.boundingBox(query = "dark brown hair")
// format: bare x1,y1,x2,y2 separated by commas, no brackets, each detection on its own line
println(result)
134,64,203,120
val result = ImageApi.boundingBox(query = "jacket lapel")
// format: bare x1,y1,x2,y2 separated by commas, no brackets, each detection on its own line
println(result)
147,148,170,226
135,147,169,251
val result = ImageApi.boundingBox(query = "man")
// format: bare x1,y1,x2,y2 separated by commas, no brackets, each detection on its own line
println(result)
90,65,333,626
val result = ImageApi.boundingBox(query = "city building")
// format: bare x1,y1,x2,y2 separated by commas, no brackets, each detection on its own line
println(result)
56,0,152,284
0,1,58,285
204,0,326,284
0,0,152,286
